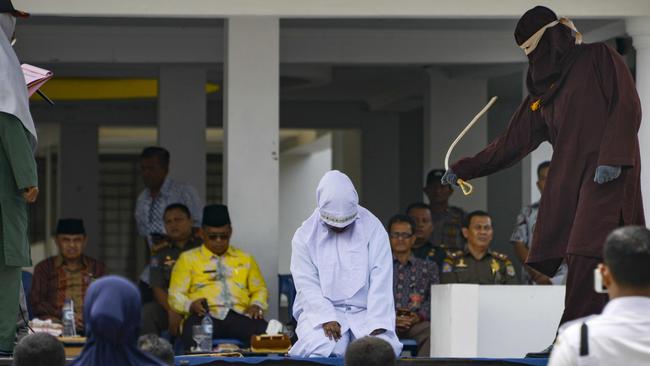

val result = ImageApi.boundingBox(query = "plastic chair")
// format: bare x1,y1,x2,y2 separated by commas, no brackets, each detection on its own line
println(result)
278,274,296,322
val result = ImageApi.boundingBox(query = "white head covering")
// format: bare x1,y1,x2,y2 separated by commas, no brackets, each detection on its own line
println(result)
292,170,380,301
0,13,37,149
317,170,358,228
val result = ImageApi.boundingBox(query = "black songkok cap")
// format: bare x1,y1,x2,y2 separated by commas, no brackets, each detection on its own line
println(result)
425,169,446,186
202,204,231,227
56,218,85,235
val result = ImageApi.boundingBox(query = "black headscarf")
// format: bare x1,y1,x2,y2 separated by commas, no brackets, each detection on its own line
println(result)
514,6,582,108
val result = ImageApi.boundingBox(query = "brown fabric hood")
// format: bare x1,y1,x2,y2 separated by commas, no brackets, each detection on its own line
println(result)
515,6,582,108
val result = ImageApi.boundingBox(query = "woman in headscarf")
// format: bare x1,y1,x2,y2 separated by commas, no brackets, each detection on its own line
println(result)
288,170,402,358
70,276,167,366
0,2,38,355
442,6,644,326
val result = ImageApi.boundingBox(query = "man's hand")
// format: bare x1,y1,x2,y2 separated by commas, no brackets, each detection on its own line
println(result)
22,187,38,203
441,169,458,186
189,298,208,316
594,165,621,184
396,311,419,331
168,310,183,336
322,321,342,341
533,273,553,285
396,315,412,331
245,305,264,320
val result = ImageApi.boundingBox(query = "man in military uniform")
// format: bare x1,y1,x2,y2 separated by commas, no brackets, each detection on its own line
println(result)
441,211,518,285
141,203,202,336
407,203,446,272
423,169,465,250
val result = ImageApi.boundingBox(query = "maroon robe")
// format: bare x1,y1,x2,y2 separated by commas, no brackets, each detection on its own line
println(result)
452,42,644,275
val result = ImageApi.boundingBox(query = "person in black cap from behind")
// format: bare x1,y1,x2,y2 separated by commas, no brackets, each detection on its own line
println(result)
168,204,269,351
30,219,106,335
422,169,466,250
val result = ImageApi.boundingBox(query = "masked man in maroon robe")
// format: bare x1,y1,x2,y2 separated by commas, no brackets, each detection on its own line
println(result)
442,6,644,327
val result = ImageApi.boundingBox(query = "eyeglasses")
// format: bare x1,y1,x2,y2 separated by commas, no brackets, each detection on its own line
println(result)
206,232,230,241
389,232,413,239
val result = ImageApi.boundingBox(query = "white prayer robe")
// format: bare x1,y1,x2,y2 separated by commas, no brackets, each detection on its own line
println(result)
288,174,402,358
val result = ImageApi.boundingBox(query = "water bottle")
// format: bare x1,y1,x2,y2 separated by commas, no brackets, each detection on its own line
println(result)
200,300,213,351
62,299,77,337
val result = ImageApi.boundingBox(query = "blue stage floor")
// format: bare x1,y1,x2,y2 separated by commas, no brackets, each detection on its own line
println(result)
173,356,549,366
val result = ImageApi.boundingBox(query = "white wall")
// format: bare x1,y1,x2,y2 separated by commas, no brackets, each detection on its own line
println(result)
279,134,333,274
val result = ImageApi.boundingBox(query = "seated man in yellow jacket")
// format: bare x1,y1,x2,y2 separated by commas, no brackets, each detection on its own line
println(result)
168,204,268,351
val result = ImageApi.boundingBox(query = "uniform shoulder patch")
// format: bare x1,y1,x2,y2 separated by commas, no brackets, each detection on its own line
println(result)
446,250,463,259
441,261,453,273
490,250,509,261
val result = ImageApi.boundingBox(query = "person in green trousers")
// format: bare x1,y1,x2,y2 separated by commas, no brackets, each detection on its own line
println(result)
0,2,39,355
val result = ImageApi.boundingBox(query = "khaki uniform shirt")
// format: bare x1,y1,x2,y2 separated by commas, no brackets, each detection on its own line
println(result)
440,249,518,285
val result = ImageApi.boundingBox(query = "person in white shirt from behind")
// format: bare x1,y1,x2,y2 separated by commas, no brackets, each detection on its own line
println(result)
549,225,650,366
288,170,402,358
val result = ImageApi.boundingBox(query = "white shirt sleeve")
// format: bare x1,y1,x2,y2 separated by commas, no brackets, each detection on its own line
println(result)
180,184,203,226
548,328,579,366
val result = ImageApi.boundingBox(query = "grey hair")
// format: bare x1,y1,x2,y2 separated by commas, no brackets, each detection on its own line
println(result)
137,334,175,366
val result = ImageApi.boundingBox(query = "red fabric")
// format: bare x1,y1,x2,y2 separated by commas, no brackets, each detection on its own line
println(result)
559,254,608,324
452,43,644,275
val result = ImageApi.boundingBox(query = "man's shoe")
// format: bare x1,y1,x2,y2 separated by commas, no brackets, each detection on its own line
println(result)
525,344,553,358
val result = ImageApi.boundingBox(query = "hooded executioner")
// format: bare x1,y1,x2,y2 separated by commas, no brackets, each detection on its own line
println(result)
442,6,644,325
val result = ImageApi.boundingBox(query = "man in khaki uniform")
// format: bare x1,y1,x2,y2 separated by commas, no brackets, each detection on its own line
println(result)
441,211,517,285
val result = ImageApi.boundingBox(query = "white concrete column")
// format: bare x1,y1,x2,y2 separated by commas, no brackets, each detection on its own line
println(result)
424,69,488,211
158,66,207,201
59,122,100,258
627,17,650,222
361,112,400,224
223,17,280,317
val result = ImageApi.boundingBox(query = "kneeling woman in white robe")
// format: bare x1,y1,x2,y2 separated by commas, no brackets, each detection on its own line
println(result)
289,170,402,357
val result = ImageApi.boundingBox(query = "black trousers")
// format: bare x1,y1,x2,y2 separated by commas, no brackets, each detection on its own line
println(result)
181,310,267,350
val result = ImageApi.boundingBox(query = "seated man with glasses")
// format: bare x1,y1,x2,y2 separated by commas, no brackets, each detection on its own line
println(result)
168,204,268,351
387,214,439,357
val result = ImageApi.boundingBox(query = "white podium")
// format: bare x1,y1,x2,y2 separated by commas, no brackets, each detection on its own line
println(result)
430,284,565,358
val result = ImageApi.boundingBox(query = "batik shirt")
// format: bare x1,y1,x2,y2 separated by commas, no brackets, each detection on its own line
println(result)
168,245,268,320
392,255,439,321
30,255,106,331
134,177,203,246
